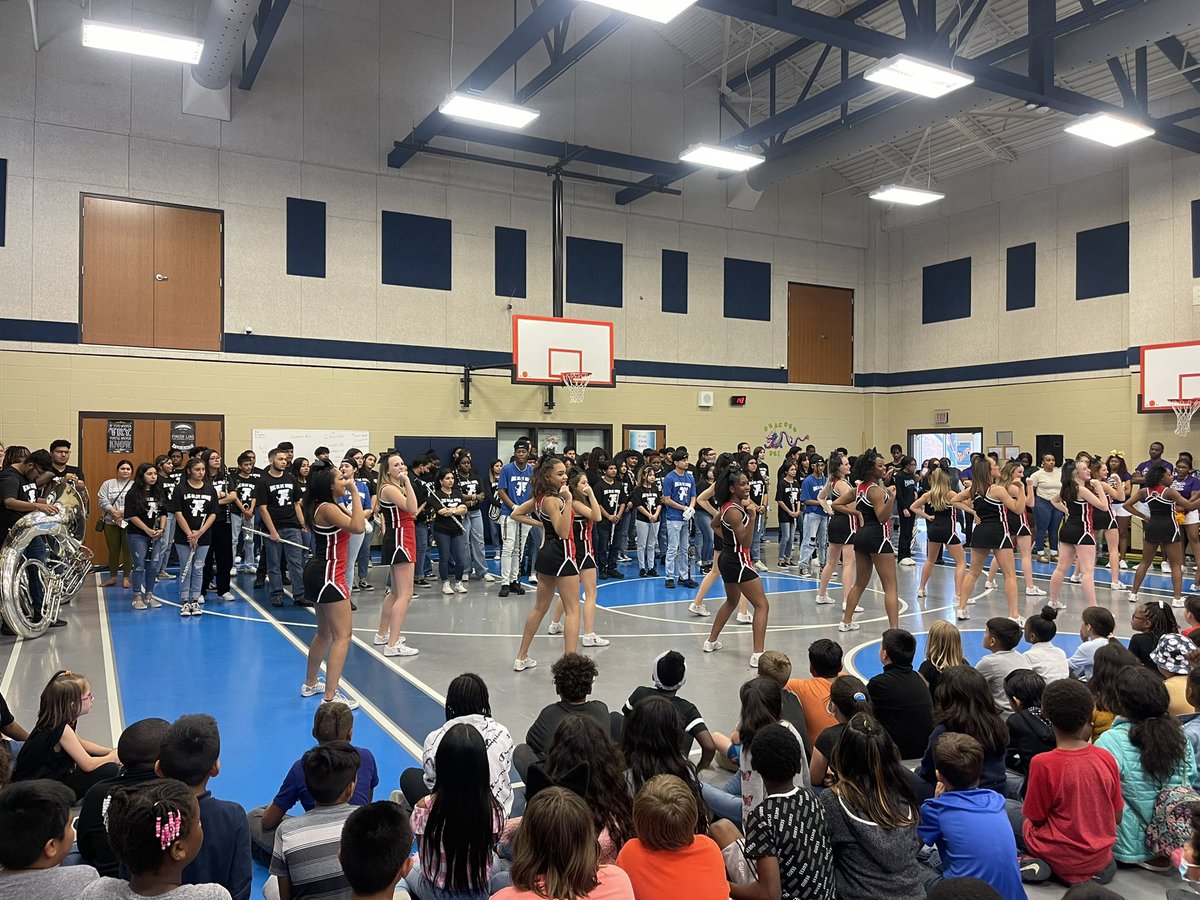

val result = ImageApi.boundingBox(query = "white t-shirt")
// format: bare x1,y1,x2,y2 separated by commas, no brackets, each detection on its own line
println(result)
737,719,811,828
421,714,515,814
1023,642,1070,683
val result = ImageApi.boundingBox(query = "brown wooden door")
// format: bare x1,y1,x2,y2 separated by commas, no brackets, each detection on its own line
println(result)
787,283,853,385
153,206,223,351
81,197,156,348
79,414,223,567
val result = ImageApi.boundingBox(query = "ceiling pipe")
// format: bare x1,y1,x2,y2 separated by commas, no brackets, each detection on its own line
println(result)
191,0,258,90
744,0,1199,192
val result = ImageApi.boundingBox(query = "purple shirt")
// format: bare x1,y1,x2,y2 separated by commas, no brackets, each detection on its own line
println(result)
1172,475,1200,498
1137,459,1174,475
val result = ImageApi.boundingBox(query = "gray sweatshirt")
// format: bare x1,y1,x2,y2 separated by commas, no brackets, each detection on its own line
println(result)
96,478,133,523
819,789,924,900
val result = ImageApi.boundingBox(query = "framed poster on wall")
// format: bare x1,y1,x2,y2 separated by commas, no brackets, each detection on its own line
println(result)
622,425,665,453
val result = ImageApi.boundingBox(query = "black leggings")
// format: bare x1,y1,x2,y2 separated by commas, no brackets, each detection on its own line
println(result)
62,762,121,801
897,512,915,560
202,521,233,595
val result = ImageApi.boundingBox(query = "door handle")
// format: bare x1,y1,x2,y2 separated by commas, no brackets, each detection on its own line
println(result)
155,273,169,281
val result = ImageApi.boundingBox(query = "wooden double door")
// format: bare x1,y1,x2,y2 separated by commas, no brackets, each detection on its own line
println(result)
79,414,223,567
787,283,853,385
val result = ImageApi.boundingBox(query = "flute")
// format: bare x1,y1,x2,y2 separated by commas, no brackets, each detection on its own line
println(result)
243,526,312,553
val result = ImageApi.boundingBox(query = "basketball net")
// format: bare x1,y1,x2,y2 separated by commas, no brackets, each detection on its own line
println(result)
1168,398,1200,436
561,371,591,404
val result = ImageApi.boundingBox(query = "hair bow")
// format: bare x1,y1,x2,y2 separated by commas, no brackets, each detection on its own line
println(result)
1110,450,1125,459
525,761,590,805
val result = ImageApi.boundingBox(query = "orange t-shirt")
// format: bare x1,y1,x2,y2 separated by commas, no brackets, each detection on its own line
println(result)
786,677,838,747
615,835,728,900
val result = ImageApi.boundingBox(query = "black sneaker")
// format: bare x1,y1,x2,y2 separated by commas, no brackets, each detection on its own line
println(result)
648,568,659,577
639,568,647,577
416,579,432,588
664,578,676,589
511,582,527,595
680,578,699,588
360,580,374,591
254,576,266,589
1019,856,1052,884
48,618,68,628
609,569,624,579
598,570,610,580
271,596,284,607
498,584,511,598
294,597,313,608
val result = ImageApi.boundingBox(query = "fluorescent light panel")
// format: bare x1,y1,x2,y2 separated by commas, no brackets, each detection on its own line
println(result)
869,184,945,206
81,19,204,64
438,92,540,129
1064,112,1155,147
864,54,974,99
582,0,698,24
679,143,764,171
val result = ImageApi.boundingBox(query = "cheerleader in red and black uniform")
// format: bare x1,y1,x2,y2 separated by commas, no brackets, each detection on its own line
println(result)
1095,458,1126,592
951,456,1024,622
1047,459,1108,611
815,452,858,610
300,465,364,708
547,470,607,647
1124,462,1198,608
833,450,900,631
512,457,580,670
373,452,419,658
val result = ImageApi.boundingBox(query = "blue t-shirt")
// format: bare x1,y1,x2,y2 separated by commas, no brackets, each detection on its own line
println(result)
271,745,379,814
498,462,534,515
801,474,829,517
661,470,696,521
338,478,372,513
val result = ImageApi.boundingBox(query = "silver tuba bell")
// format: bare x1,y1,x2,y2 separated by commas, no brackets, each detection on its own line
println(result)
0,480,94,638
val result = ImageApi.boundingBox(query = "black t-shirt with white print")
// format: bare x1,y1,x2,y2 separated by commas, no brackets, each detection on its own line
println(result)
456,469,483,509
744,788,835,900
254,470,300,529
170,481,220,546
209,472,232,523
596,478,625,518
233,473,257,515
162,471,183,505
776,478,802,521
631,487,661,518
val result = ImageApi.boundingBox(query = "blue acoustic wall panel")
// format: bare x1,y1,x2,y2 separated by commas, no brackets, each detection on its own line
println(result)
495,226,527,298
723,257,771,321
1192,200,1200,278
922,257,972,323
0,158,7,247
662,249,688,314
566,236,623,308
1006,243,1036,311
285,197,326,278
382,211,452,290
1076,222,1129,300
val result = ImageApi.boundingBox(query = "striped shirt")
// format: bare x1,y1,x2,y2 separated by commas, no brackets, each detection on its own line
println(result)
269,804,354,899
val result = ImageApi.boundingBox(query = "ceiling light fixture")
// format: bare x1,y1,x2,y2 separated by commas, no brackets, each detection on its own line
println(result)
1064,111,1155,147
679,143,764,171
869,184,945,206
438,92,540,129
81,19,204,64
864,54,974,98
582,0,699,23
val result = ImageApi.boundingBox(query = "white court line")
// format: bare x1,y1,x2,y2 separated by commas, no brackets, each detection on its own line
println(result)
94,575,125,745
0,631,22,696
230,585,425,759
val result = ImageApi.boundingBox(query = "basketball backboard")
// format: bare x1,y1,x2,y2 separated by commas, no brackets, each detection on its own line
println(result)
512,315,615,387
1140,340,1200,412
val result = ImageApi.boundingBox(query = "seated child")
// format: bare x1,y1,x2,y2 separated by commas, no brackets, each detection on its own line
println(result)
81,779,231,899
784,639,842,750
809,676,871,787
756,651,810,757
1181,670,1200,791
157,714,250,900
339,801,415,900
615,775,727,900
620,651,716,772
0,779,100,896
1022,608,1069,683
975,618,1029,717
916,732,1023,900
1003,669,1054,791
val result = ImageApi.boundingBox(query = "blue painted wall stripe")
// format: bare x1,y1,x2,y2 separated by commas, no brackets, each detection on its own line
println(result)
856,348,1130,388
0,317,77,343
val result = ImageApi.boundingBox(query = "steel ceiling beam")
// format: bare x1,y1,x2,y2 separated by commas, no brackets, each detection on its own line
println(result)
1157,36,1200,96
517,12,628,103
388,0,575,169
696,0,908,60
239,0,292,90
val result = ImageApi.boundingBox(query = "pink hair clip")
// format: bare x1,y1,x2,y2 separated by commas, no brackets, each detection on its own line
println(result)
156,810,183,849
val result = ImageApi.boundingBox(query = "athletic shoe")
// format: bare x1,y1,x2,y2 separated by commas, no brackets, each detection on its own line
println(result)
956,609,970,620
1010,615,1026,627
158,571,172,581
1190,582,1200,593
680,578,699,588
498,584,510,598
647,568,660,577
416,579,433,588
1025,586,1047,596
513,657,537,672
254,577,266,588
837,621,860,632
639,568,647,577
1174,597,1186,608
1047,599,1066,610
1069,573,1082,584
798,568,812,578
373,633,389,645
985,579,997,589
220,592,234,602
754,560,768,571
359,580,374,591
665,578,676,589
609,569,625,579
197,595,206,605
526,576,538,587
1019,856,1052,884
147,596,163,608
841,601,865,615
1037,552,1049,564
598,570,610,581
1120,560,1129,569
815,595,836,605
293,598,313,608
688,604,711,617
271,596,284,607
916,589,927,598
548,621,564,635
455,580,468,593
1161,562,1171,573
300,680,326,697
483,573,496,582
132,598,148,610
899,558,916,567
703,640,722,653
511,582,527,596
736,611,754,624
749,652,762,668
1129,592,1139,605
618,554,632,563
1134,858,1172,872
1049,550,1058,559
1111,581,1128,591
384,642,419,657
324,691,359,710
582,633,610,647
442,582,454,595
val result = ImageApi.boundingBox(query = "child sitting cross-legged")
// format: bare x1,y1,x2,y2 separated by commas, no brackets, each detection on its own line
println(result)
916,732,1023,899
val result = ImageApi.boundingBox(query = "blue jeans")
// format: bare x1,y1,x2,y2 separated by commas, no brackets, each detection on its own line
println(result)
751,512,766,562
347,530,365,583
355,526,371,579
700,771,743,823
406,859,491,900
522,526,541,576
778,518,797,560
665,519,689,579
658,515,669,558
436,531,466,582
416,523,431,578
799,514,829,570
1033,496,1063,553
695,509,714,564
464,509,488,577
176,542,210,602
127,532,157,597
265,527,307,602
152,516,175,575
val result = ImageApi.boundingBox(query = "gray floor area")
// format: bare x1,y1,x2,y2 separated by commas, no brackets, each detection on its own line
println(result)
0,547,1186,899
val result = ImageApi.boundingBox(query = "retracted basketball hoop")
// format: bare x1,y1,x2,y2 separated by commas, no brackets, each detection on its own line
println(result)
561,371,591,404
1168,398,1200,436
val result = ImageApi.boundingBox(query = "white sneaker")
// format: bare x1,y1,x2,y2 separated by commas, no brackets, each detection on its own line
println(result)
300,680,326,697
220,592,235,602
815,594,836,605
1026,586,1047,596
703,640,722,653
527,575,538,586
899,558,916,567
147,595,163,608
1129,592,1139,604
1120,560,1129,570
384,642,419,657
1048,599,1066,610
688,604,711,617
956,609,970,620
132,598,148,610
1069,573,1081,584
1010,615,1026,627
234,555,242,564
547,621,564,635
841,601,865,615
1162,562,1171,573
985,579,997,589
1174,597,1186,608
582,633,610,647
483,572,496,582
754,560,768,571
916,588,927,598
196,596,206,605
736,612,754,624
838,621,860,632
514,657,537,672
455,580,468,593
749,652,762,667
1111,580,1128,591
324,691,359,710
373,632,389,645
442,582,454,595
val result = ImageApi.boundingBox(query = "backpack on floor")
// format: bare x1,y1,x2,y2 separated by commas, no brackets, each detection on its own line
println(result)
1145,785,1200,858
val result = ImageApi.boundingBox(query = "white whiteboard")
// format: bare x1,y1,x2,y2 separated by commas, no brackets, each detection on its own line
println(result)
251,430,372,466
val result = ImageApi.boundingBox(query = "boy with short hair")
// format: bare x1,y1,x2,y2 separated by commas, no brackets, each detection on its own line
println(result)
621,651,716,771
867,629,934,760
615,774,728,899
158,714,251,900
916,732,1023,899
271,741,361,899
339,801,415,900
0,779,100,897
1003,669,1055,786
784,639,842,749
1184,596,1200,639
756,651,810,757
1010,679,1122,885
